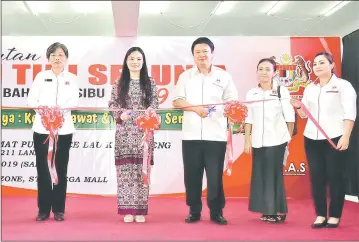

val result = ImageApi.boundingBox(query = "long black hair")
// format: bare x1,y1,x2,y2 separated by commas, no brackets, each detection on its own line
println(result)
118,47,152,108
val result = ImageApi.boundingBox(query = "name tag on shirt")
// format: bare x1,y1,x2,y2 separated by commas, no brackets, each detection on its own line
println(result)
45,79,52,82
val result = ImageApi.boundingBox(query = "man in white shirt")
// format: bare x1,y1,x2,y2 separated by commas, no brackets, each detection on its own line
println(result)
173,37,238,225
28,42,79,222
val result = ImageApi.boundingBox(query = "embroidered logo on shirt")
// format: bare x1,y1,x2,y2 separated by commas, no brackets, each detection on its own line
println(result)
326,85,339,93
269,89,278,96
212,79,223,88
65,81,70,85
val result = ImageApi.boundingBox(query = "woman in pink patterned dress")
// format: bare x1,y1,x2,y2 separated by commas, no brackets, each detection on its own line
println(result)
108,47,158,223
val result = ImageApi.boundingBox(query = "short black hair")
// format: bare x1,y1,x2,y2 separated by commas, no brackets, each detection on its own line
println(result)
46,42,69,59
191,37,214,55
257,58,277,72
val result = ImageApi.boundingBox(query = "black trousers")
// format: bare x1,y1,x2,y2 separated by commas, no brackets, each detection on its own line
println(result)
182,140,227,216
33,132,73,215
304,136,347,218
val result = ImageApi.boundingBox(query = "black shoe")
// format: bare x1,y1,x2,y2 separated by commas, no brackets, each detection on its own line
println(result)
185,214,201,223
326,219,340,228
54,212,65,221
311,219,327,228
260,214,271,221
210,215,227,225
36,213,49,221
267,215,287,223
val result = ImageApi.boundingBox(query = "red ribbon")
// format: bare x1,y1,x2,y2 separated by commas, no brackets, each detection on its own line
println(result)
136,108,161,186
38,106,64,185
224,101,248,176
2,96,340,179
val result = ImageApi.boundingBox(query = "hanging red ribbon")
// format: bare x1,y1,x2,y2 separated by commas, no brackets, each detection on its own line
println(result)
38,106,65,185
223,101,248,176
136,108,161,186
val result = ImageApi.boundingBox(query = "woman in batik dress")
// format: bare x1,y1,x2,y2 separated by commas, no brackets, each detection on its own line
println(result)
108,47,158,223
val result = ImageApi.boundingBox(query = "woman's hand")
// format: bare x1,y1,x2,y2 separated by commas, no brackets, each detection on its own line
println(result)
120,110,132,121
337,135,350,151
244,139,252,154
290,98,301,108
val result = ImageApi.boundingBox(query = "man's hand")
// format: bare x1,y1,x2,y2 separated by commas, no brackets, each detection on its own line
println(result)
193,106,208,118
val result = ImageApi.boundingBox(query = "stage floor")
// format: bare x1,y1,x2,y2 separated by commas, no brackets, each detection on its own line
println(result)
2,196,358,241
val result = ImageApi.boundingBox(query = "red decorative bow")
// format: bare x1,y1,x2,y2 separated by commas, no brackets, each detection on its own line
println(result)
136,108,161,185
38,106,65,185
224,101,248,125
223,101,248,176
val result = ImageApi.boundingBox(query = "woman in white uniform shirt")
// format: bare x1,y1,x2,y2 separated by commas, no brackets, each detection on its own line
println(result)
244,58,295,223
28,42,79,222
291,52,357,228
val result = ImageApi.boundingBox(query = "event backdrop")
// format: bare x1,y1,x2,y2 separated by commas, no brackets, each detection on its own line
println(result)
1,36,342,199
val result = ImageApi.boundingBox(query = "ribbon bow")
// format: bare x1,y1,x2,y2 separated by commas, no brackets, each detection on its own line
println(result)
223,101,248,176
136,108,161,186
38,106,65,185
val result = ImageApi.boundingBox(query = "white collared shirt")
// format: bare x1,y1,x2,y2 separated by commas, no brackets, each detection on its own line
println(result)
173,66,238,141
301,74,357,140
245,81,295,148
27,70,79,135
